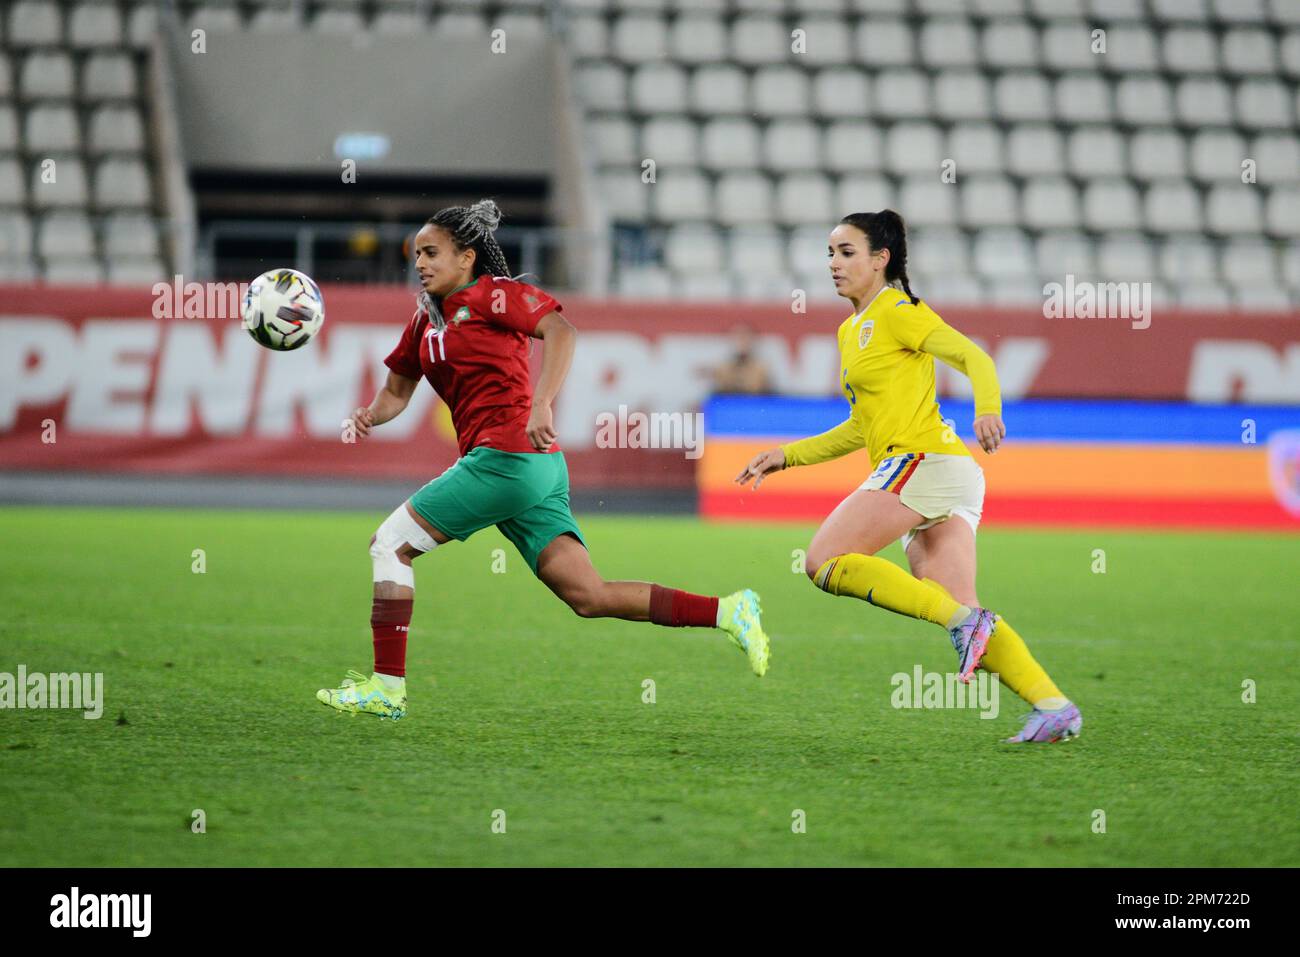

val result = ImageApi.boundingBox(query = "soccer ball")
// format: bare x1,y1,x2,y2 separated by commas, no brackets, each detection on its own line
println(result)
241,268,325,352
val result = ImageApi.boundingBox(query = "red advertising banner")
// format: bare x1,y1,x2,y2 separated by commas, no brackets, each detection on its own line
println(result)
1,283,1297,488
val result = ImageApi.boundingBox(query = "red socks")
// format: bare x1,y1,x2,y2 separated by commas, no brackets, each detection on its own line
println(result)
648,585,719,628
371,598,413,677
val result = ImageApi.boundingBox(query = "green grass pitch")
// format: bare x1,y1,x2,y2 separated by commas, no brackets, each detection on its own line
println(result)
1,505,1297,867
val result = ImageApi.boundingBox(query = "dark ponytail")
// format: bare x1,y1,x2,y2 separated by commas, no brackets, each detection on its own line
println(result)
426,198,511,278
839,209,919,305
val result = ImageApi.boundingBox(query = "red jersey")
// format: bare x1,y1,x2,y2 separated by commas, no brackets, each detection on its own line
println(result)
384,275,563,457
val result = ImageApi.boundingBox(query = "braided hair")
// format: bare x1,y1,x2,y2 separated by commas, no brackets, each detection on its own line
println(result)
426,198,511,278
417,199,513,324
839,209,920,305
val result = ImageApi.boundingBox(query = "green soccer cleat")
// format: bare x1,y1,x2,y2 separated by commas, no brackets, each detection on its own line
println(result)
718,589,770,677
316,669,407,720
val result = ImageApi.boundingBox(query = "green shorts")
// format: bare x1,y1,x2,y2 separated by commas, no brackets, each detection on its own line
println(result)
408,446,586,574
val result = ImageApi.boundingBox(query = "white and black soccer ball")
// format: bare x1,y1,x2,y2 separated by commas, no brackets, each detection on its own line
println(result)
241,268,325,352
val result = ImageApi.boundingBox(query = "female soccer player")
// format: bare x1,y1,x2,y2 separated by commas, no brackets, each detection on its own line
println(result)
317,200,769,719
735,210,1081,743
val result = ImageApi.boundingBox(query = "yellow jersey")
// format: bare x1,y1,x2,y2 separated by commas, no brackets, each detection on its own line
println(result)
782,286,1002,471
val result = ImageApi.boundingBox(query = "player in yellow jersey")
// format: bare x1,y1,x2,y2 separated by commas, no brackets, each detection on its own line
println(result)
735,210,1081,743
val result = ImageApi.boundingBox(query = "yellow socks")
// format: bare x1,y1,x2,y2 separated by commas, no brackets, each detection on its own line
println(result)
981,616,1067,709
813,554,970,629
817,554,1069,710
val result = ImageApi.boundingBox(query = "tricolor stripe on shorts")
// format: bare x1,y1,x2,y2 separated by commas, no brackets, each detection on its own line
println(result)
880,452,925,493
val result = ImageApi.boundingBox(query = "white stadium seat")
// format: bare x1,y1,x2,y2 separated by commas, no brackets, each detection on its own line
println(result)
25,105,80,152
1006,125,1065,177
312,10,365,35
43,259,105,285
920,19,979,69
1102,26,1160,72
587,117,638,166
1022,179,1081,230
752,67,810,116
630,64,688,114
1204,183,1264,234
1035,231,1096,278
885,122,944,176
1281,31,1300,79
1115,76,1174,125
854,20,913,67
36,210,95,258
599,169,650,221
764,120,823,172
932,70,990,121
1175,77,1233,126
1236,80,1294,130
641,118,698,167
0,104,17,151
1150,0,1211,23
690,65,747,115
775,173,835,226
30,157,88,208
1041,22,1100,71
1065,127,1125,179
873,71,931,119
82,53,136,99
1212,0,1268,23
1190,129,1247,182
103,213,160,259
811,68,870,118
1096,233,1156,282
972,227,1035,280
0,211,34,260
1251,134,1300,184
1144,182,1203,232
1082,180,1142,231
727,225,786,276
899,177,958,227
994,72,1052,121
670,15,725,64
664,224,724,274
961,175,1019,228
0,158,25,207
700,118,760,170
68,3,122,48
825,122,883,172
9,1,62,47
948,124,1004,174
125,3,158,48
799,18,853,67
1222,29,1277,76
730,16,788,66
612,14,669,63
981,21,1038,69
20,51,74,98
1159,235,1218,286
1222,238,1279,285
1162,27,1218,75
106,258,166,287
576,63,626,112
652,170,713,222
1055,73,1111,124
715,172,774,225
1266,187,1300,237
94,157,151,208
835,173,893,217
1130,129,1188,181
372,11,428,37
911,228,970,274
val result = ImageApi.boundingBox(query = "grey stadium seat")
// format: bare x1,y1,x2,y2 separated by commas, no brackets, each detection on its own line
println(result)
29,157,88,208
36,210,95,258
94,157,151,208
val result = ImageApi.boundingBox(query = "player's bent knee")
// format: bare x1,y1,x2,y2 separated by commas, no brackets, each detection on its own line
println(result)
370,505,439,588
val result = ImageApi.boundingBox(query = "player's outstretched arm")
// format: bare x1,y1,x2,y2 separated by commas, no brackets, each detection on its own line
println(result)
527,311,576,452
351,371,419,438
919,325,1006,454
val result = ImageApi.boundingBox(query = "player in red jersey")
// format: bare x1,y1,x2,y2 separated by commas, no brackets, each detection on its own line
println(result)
317,200,769,719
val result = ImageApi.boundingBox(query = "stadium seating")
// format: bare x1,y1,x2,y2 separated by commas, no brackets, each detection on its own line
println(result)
1,0,1296,306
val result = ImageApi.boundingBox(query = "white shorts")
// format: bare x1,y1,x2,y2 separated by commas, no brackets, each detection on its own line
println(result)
859,452,986,552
